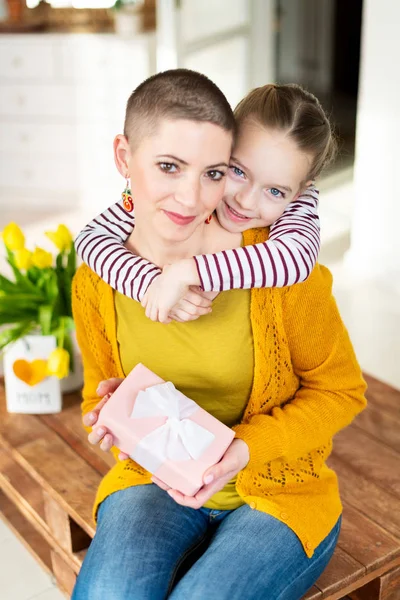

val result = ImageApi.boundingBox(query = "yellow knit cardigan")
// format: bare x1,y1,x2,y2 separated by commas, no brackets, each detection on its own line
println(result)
72,228,367,558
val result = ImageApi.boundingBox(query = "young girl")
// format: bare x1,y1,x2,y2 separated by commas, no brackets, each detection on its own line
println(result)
75,83,327,323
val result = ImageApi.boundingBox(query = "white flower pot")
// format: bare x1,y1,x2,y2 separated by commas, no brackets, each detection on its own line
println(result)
3,330,83,413
3,335,62,414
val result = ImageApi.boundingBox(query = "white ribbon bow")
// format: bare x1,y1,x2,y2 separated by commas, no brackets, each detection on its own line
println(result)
129,382,215,473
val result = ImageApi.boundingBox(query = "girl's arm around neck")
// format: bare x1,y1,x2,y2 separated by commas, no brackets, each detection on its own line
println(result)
74,186,320,320
74,200,161,302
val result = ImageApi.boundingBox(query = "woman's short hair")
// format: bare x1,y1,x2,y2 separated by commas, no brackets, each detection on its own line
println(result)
234,83,337,180
124,69,236,149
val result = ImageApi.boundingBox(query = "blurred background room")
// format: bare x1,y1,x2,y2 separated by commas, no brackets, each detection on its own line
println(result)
0,1,399,598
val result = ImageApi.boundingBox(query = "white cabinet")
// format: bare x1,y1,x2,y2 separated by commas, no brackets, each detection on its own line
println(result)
0,33,155,213
0,42,56,79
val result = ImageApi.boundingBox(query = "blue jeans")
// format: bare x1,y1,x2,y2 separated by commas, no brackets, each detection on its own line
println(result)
72,484,341,600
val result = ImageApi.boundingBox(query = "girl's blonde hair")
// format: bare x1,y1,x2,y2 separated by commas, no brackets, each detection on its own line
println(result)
234,83,337,180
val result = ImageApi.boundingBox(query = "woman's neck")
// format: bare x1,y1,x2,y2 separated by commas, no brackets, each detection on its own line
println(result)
126,218,241,268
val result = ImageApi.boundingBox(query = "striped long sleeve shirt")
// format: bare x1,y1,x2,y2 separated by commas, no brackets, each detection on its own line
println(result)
74,186,320,301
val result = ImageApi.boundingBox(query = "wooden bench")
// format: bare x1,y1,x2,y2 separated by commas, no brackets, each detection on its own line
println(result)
0,374,399,599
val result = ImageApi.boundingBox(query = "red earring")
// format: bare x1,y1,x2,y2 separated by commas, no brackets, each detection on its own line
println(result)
205,215,212,224
122,178,133,212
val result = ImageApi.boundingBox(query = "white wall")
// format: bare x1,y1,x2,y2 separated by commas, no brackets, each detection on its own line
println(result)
346,0,400,291
0,33,155,215
156,0,275,109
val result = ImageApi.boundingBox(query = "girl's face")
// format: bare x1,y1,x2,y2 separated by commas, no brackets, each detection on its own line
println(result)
121,119,232,245
216,120,313,233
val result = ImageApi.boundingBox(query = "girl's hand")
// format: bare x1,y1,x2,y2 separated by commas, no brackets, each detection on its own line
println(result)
151,439,250,509
141,259,203,323
167,287,218,323
83,378,129,460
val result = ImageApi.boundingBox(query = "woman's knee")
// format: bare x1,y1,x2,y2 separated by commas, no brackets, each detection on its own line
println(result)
73,484,209,600
96,484,156,527
72,486,157,599
73,568,127,600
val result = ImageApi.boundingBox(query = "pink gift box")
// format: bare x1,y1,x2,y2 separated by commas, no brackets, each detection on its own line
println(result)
96,363,235,496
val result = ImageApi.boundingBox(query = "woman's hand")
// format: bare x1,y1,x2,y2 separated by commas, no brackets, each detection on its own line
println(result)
83,378,129,460
141,260,214,323
151,439,250,509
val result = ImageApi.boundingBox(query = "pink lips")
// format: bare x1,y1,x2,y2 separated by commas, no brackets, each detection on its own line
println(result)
163,210,196,226
224,201,252,223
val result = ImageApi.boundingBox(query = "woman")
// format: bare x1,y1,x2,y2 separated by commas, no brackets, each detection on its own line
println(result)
72,70,366,599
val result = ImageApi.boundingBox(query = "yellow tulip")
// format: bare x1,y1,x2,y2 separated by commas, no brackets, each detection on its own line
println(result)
47,348,70,379
31,247,53,269
14,247,32,270
45,224,73,252
1,222,25,251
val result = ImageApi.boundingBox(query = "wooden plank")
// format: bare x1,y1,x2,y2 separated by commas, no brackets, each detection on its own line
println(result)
353,406,400,453
312,546,365,597
0,382,113,475
0,449,89,570
328,455,400,541
302,585,322,599
74,548,88,567
41,405,114,475
51,549,77,597
14,435,100,538
0,490,52,575
316,558,400,600
364,375,400,417
0,384,77,451
0,448,47,527
337,503,400,573
0,409,52,450
0,458,87,576
332,427,400,499
376,564,400,600
379,565,400,600
43,491,73,553
350,565,400,600
0,393,101,536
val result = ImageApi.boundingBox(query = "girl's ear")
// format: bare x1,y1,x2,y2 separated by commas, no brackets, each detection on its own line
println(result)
113,134,132,178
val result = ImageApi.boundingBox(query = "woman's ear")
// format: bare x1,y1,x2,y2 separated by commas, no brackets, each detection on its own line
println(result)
113,134,131,178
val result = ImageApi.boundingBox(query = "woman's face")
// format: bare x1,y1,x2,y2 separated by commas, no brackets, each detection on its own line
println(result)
125,119,232,244
216,120,313,233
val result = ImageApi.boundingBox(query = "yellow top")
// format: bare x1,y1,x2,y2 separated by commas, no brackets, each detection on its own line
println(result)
72,227,367,558
115,287,254,509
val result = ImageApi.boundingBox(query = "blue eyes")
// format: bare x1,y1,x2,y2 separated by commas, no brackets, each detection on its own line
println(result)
231,166,245,178
230,166,286,199
269,187,284,198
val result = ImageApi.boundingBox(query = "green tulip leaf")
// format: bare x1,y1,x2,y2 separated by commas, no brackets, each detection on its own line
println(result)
0,321,34,350
38,304,53,336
